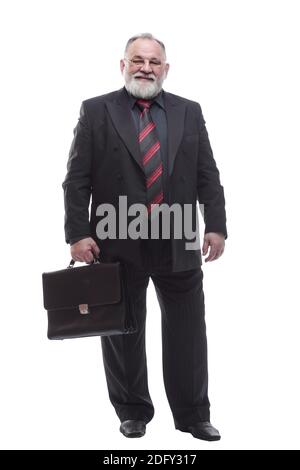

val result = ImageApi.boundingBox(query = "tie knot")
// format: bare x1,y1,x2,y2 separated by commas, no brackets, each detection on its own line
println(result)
136,99,153,111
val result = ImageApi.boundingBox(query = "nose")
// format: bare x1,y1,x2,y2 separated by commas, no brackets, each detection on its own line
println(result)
140,60,152,73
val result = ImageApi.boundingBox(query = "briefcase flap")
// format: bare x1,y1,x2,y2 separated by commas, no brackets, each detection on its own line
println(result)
42,262,122,311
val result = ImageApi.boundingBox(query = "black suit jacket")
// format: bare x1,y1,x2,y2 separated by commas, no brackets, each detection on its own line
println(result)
62,86,227,272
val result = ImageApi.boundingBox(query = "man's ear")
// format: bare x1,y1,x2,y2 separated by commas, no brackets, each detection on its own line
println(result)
120,59,125,74
165,63,170,78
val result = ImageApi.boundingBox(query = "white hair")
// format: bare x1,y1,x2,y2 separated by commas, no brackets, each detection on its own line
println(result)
124,32,167,60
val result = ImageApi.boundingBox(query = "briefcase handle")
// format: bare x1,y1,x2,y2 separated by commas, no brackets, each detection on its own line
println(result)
67,257,101,269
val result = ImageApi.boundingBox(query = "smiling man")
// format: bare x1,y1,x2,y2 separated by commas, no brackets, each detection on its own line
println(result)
122,38,169,99
62,33,228,442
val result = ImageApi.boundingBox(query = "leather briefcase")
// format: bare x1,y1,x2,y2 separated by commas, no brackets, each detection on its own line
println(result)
42,258,137,340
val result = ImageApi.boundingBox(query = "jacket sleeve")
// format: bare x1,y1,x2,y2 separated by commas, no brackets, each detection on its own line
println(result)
196,104,228,239
62,102,93,244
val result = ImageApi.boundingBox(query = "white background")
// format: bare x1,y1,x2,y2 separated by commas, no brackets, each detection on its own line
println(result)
1,0,299,450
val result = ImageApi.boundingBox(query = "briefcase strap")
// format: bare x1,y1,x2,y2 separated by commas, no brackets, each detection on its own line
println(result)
68,257,101,269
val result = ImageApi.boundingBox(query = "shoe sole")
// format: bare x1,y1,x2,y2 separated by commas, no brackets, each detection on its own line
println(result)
120,427,146,438
176,426,221,442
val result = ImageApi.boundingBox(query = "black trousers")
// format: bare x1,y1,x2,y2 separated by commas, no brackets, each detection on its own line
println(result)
100,238,210,428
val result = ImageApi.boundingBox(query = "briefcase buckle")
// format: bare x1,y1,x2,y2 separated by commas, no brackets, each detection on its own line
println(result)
79,304,90,315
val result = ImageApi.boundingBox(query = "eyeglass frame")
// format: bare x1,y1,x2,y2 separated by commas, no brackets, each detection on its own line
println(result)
124,57,165,69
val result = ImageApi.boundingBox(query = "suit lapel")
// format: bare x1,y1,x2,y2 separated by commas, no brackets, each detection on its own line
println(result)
105,87,186,176
163,91,186,176
106,88,143,172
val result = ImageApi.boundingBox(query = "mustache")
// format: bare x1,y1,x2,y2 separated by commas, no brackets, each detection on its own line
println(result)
133,73,156,80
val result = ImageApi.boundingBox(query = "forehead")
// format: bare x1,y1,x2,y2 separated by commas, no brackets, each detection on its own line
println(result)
127,38,164,59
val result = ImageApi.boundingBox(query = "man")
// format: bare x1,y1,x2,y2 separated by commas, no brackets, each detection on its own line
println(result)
62,33,227,441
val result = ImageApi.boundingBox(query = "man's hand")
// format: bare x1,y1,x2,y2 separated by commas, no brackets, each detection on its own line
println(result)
70,237,100,263
202,232,225,263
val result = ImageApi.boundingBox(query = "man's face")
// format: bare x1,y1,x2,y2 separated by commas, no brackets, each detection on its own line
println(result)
120,39,170,99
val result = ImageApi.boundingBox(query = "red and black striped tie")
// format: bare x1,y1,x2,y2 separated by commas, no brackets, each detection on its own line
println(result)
136,99,164,214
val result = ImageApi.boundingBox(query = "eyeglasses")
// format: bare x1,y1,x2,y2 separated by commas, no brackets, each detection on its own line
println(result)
124,57,164,68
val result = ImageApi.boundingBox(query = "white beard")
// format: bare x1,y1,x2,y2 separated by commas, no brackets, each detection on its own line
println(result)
123,70,166,99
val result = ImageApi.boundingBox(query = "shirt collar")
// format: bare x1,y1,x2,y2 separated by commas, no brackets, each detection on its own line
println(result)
124,86,165,110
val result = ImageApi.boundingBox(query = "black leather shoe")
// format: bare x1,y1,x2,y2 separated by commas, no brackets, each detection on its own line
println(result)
120,420,146,438
176,421,221,441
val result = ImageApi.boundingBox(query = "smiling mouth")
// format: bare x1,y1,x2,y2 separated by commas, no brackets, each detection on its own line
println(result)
135,76,154,81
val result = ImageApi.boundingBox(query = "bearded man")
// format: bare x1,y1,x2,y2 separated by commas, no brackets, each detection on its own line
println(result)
62,33,228,441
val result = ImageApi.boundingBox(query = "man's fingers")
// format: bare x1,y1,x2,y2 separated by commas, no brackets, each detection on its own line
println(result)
91,242,100,258
204,246,224,262
202,239,209,255
204,246,217,262
83,250,95,263
70,237,100,263
71,249,94,263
